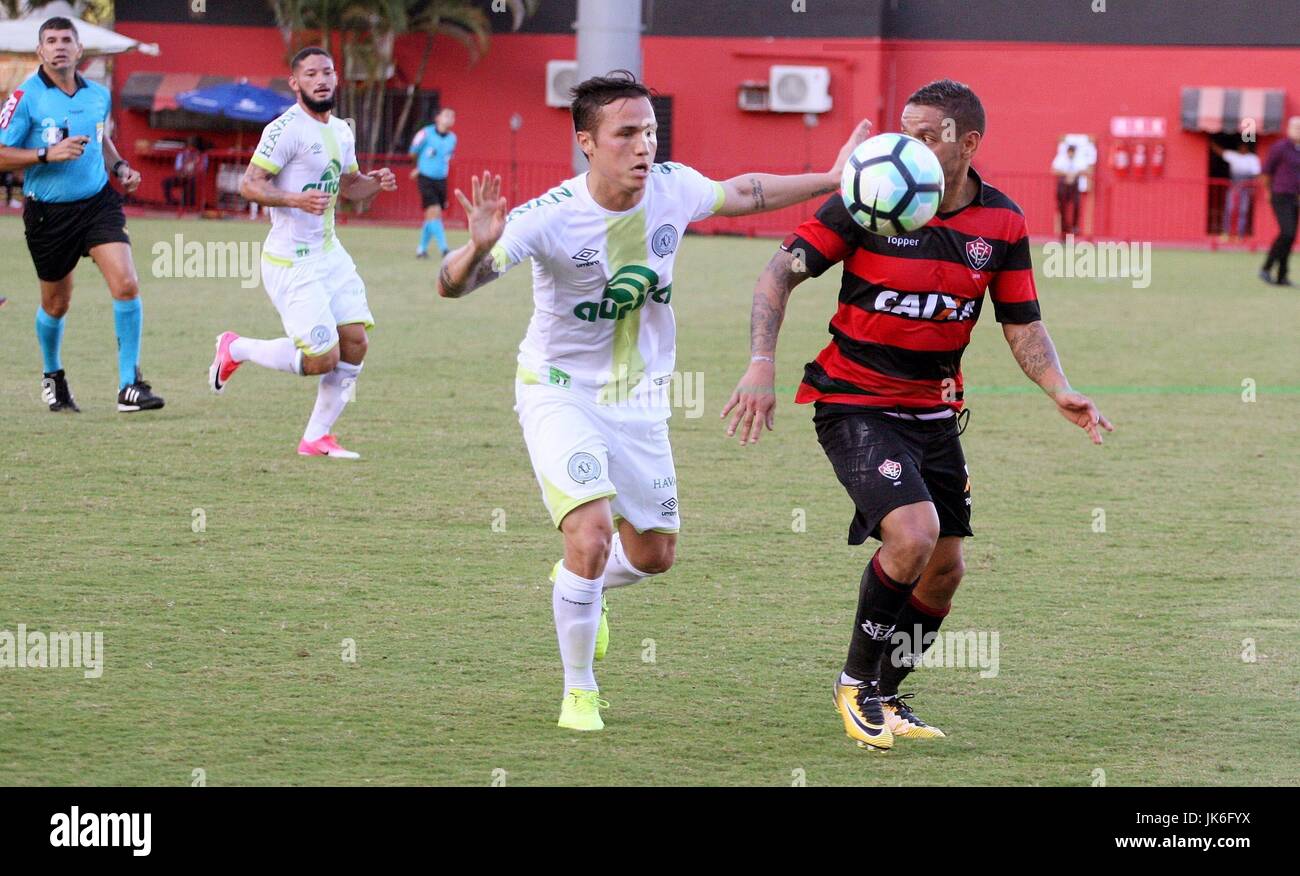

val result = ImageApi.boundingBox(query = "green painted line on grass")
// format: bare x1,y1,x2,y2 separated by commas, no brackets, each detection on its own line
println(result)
757,385,1300,396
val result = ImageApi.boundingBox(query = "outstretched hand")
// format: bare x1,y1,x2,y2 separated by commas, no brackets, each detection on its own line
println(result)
454,169,507,254
829,118,873,180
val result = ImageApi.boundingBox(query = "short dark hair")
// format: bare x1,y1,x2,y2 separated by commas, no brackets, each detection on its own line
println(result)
39,17,79,42
570,70,653,135
905,78,985,137
290,46,332,72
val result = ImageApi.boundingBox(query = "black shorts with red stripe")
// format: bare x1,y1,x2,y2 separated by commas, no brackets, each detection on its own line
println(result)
814,403,972,544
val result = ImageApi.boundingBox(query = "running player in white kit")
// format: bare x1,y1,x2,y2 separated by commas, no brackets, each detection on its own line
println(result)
208,47,397,458
438,71,869,730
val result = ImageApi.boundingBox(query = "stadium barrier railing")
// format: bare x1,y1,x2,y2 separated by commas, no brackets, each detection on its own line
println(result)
102,151,1287,253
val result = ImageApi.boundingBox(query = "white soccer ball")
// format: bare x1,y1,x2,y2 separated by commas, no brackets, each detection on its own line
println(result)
840,132,945,235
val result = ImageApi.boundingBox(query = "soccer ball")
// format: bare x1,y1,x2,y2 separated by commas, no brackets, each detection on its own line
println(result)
839,133,945,235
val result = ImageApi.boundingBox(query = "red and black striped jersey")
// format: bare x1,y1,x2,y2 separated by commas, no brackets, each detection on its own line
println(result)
783,168,1038,412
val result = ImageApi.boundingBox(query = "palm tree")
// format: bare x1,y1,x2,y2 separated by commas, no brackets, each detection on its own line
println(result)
269,0,538,161
389,0,538,152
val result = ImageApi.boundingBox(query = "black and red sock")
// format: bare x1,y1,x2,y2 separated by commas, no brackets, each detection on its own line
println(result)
843,550,917,683
878,593,950,697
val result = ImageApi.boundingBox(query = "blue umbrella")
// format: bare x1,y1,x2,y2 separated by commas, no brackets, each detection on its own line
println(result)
176,81,294,123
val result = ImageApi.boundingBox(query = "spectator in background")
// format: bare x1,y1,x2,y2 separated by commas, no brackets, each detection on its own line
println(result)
163,136,205,208
1052,143,1087,240
1260,116,1300,286
409,107,457,259
1213,140,1260,240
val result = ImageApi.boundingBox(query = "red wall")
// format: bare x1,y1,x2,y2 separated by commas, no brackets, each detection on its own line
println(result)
109,22,1300,243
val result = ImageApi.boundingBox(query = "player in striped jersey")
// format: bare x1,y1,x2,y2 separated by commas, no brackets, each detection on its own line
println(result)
438,71,869,731
723,79,1113,749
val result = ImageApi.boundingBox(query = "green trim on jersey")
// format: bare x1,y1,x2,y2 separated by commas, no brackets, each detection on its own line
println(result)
598,208,650,405
250,154,281,174
319,124,342,251
710,180,726,214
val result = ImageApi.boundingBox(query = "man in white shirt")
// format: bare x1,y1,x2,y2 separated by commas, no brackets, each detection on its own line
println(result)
1051,143,1088,239
437,70,869,731
1216,142,1261,239
207,47,397,459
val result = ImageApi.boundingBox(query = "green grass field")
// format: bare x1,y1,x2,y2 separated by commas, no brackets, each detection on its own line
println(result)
1,215,1297,786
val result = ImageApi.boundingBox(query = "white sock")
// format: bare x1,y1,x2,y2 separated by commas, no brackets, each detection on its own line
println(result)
303,361,361,442
603,532,652,590
552,562,604,691
230,336,301,374
840,671,864,686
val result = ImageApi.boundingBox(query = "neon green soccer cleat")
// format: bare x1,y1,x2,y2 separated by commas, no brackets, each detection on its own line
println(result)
558,688,608,731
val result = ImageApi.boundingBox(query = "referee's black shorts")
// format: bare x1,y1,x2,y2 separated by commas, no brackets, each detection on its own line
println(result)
417,174,448,210
814,402,973,544
22,183,130,282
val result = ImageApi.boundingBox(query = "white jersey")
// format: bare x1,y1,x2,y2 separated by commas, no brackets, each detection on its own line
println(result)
250,105,360,261
491,162,725,412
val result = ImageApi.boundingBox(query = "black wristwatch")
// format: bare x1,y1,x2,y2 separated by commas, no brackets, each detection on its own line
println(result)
112,159,129,178
36,147,48,164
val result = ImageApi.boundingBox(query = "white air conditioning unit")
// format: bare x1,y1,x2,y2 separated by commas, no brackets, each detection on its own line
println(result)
546,60,578,108
768,65,831,113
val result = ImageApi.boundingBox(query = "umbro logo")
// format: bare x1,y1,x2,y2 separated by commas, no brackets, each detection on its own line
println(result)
571,248,600,267
311,143,323,154
661,497,678,512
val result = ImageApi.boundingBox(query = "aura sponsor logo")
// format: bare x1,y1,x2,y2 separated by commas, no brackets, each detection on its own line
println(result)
573,265,669,322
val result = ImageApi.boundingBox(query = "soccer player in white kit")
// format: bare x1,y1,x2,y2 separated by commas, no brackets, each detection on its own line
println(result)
207,47,397,458
438,71,870,731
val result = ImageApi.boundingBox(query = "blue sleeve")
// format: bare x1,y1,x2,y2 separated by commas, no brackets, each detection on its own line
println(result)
0,89,32,148
408,126,425,155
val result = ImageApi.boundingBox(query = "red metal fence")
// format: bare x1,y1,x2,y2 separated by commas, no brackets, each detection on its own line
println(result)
138,150,1287,251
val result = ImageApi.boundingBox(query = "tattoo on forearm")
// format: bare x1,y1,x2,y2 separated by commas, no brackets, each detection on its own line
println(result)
1009,322,1066,391
438,261,461,297
750,178,766,211
751,251,796,354
440,253,498,298
810,184,837,196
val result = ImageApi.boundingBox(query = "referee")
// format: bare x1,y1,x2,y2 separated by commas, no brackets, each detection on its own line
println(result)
0,17,163,412
408,107,456,259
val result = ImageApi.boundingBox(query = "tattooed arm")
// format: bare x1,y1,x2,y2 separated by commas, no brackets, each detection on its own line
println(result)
720,248,812,445
1003,320,1114,444
437,248,501,299
714,119,873,217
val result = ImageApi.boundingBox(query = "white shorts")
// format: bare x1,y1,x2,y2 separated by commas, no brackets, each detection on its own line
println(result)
514,381,680,533
261,246,374,357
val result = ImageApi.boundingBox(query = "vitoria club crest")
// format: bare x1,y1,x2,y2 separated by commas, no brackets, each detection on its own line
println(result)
965,237,992,271
878,459,902,480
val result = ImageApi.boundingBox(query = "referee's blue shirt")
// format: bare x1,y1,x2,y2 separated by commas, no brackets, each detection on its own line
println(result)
0,67,111,202
409,125,456,180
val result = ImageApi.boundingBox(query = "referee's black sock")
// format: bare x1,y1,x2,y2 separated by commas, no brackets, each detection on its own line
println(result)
843,550,917,683
878,593,950,697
